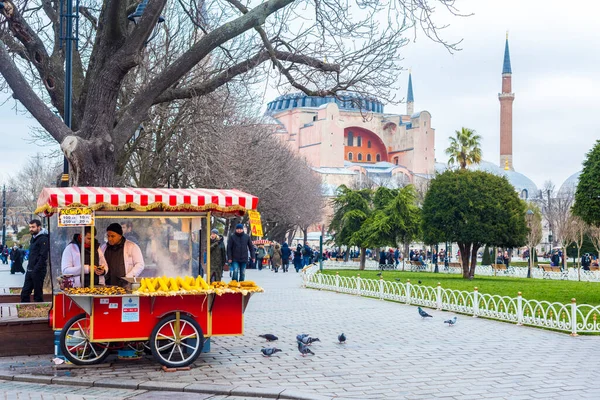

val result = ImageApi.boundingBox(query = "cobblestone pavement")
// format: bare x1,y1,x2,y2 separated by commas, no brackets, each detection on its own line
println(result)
2,268,600,399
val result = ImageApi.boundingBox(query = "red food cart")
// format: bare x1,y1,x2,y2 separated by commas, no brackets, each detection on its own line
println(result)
36,187,261,368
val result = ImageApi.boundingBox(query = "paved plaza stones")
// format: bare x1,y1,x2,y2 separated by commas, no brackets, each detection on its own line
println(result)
1,268,600,399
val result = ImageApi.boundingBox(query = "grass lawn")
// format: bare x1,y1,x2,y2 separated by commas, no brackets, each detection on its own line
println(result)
323,270,600,305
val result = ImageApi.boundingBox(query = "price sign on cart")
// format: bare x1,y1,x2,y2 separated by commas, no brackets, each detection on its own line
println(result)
58,207,95,227
248,210,263,237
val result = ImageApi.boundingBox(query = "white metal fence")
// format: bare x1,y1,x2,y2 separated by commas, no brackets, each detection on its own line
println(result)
320,260,600,282
302,265,600,335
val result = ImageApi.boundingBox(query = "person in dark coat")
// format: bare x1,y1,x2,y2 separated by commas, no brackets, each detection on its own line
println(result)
281,242,291,272
10,245,25,274
271,243,282,272
209,229,226,282
20,220,49,302
293,244,303,272
226,224,255,282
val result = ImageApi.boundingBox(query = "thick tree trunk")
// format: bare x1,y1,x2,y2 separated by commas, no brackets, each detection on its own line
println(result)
469,245,479,278
63,135,118,186
458,242,472,279
359,247,366,270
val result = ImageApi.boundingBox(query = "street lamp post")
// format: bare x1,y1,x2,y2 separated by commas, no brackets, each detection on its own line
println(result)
2,185,6,247
526,209,534,278
2,185,17,248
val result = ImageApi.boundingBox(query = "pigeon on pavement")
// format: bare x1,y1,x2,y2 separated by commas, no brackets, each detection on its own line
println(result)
444,316,457,326
296,333,310,342
297,341,315,356
338,333,346,343
259,334,278,342
307,337,320,345
261,348,282,357
418,307,433,319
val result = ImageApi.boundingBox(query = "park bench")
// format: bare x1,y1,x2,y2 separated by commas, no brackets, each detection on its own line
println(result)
447,262,462,269
409,260,427,272
539,264,568,280
492,264,508,275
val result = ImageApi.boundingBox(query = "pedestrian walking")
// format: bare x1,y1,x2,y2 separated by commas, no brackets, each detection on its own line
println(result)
271,243,282,273
256,244,266,271
293,244,303,272
20,220,49,302
281,242,291,272
226,224,255,282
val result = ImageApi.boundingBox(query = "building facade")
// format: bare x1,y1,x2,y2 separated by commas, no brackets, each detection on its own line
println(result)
266,73,435,192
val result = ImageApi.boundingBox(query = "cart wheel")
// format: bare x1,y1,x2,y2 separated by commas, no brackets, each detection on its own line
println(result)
60,313,110,366
150,313,204,368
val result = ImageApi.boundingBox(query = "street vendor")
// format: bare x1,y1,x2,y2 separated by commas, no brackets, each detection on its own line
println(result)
101,223,145,288
61,226,108,287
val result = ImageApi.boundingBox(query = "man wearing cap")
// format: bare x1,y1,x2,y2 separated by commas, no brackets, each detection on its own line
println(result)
101,223,145,288
227,224,255,282
209,229,226,283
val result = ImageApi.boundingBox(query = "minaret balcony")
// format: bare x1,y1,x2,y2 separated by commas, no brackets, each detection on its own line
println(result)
498,93,515,99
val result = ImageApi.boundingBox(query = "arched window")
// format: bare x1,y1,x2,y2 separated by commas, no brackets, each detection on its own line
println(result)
367,141,371,149
367,154,372,162
376,154,381,162
394,157,398,165
348,152,353,161
521,189,528,199
357,136,362,147
358,154,363,161
347,132,354,146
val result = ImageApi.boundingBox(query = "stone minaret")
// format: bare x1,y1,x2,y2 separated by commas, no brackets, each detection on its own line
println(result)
406,71,414,116
499,33,515,171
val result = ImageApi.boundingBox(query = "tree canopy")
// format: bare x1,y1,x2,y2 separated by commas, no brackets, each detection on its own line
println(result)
360,185,421,249
0,0,464,186
573,140,600,227
445,127,482,170
421,169,527,278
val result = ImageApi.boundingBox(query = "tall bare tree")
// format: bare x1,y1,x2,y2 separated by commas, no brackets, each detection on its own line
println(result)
549,188,575,269
589,225,600,260
525,203,542,278
0,0,465,186
566,215,587,279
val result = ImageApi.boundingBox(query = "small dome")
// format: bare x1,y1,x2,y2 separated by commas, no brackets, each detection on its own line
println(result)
558,171,581,195
469,160,538,199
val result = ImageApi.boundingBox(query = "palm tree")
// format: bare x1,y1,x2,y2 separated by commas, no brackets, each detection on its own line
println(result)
445,127,482,169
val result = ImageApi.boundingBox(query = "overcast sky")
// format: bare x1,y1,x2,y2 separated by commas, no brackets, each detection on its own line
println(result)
1,0,598,191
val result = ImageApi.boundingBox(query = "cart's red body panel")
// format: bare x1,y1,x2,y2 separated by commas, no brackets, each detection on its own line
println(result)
89,295,211,341
211,293,244,335
52,293,85,330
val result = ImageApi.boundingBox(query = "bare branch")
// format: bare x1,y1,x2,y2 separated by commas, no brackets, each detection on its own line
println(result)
0,40,70,143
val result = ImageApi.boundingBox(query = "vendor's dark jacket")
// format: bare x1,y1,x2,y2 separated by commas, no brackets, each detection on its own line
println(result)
227,232,255,263
28,229,49,273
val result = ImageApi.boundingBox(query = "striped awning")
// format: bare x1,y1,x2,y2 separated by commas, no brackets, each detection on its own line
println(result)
35,187,259,216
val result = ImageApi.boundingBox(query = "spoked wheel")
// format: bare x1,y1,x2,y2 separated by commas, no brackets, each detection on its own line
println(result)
150,313,204,368
60,313,110,365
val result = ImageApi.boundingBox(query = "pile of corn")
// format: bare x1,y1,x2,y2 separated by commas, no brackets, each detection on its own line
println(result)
133,276,211,296
63,286,127,296
211,280,264,296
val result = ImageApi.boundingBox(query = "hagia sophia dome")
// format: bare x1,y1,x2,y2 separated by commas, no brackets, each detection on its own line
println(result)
435,161,538,199
558,170,581,195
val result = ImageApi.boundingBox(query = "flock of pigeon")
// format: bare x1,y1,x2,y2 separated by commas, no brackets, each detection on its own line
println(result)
259,332,346,357
418,306,458,326
258,307,456,358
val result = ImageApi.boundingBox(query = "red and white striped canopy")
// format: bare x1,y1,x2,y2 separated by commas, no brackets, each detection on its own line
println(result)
35,187,259,216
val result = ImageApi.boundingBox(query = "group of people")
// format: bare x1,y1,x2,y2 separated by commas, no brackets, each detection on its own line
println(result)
253,241,316,273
